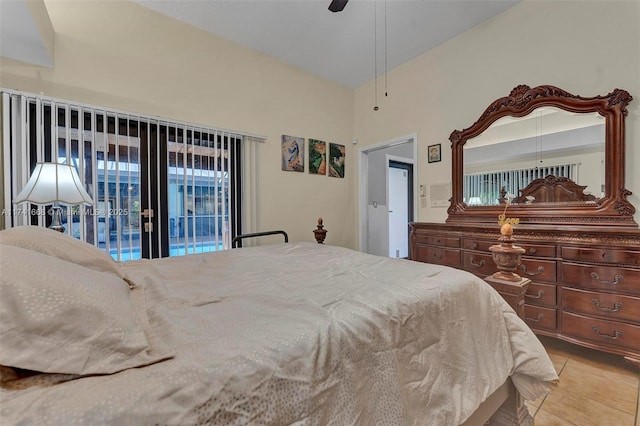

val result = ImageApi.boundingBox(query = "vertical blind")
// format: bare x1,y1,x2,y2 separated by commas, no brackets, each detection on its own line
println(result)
464,163,578,205
2,90,263,260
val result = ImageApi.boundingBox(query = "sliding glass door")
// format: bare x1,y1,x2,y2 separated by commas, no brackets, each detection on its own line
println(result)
3,91,244,261
54,108,144,261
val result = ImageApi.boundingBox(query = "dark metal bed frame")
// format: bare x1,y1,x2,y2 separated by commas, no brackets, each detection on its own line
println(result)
231,230,289,248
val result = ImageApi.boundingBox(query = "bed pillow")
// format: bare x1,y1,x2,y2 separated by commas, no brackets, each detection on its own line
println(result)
0,246,164,375
0,225,121,277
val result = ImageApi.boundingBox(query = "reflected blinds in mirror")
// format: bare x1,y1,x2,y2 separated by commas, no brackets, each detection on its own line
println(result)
464,163,578,205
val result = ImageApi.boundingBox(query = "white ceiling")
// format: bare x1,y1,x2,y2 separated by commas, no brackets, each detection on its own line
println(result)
1,0,519,89
130,0,520,89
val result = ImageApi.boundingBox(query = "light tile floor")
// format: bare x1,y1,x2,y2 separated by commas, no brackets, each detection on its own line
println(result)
529,336,639,426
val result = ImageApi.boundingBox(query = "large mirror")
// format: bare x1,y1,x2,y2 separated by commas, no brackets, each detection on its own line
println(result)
446,84,636,226
463,108,605,206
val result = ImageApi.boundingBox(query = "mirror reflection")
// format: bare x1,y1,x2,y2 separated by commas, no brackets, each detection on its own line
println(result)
462,107,605,206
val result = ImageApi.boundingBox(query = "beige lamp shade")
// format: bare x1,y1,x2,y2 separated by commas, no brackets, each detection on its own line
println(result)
14,163,93,205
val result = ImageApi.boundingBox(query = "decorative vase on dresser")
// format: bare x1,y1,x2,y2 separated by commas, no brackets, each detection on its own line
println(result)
410,84,640,365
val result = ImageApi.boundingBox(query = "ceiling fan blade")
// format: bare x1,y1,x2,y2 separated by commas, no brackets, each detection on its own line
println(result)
328,0,348,13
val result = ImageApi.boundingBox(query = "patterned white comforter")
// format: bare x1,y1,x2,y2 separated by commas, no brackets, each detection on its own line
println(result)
1,242,558,425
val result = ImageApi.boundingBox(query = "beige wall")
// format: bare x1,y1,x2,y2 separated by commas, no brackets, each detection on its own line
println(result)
0,0,356,247
354,1,640,230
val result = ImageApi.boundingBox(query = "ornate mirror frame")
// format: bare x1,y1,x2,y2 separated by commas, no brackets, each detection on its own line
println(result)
446,84,636,226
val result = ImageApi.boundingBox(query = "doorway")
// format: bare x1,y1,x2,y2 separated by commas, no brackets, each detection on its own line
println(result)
357,134,417,256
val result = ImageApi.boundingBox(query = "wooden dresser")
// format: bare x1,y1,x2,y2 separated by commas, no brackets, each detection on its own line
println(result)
410,223,640,364
413,84,640,364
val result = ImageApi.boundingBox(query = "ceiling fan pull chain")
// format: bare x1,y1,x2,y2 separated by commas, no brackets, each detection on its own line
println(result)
373,1,379,111
385,0,388,97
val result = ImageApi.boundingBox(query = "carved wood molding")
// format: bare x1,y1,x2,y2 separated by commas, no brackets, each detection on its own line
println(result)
460,85,633,133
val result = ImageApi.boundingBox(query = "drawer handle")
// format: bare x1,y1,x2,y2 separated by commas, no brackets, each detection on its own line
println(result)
590,272,623,286
525,313,544,323
432,252,443,260
525,290,544,299
470,258,486,268
591,326,623,340
528,248,537,254
471,242,478,249
591,299,623,313
519,264,544,276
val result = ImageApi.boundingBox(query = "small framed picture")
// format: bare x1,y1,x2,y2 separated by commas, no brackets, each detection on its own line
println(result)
281,135,305,172
308,139,327,175
428,143,441,163
328,143,345,178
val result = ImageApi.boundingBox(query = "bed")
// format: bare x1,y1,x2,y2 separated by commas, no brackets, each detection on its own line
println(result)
0,226,558,425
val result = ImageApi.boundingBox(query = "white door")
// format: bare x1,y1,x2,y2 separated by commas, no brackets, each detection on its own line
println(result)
388,163,410,258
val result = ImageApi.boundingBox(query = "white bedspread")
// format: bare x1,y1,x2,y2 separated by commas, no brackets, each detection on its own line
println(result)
1,242,558,425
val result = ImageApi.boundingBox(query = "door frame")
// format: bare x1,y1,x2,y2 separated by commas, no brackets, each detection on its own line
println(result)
357,133,418,253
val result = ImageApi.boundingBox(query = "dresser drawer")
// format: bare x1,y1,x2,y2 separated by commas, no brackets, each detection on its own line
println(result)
415,245,461,268
523,305,557,330
562,311,640,353
462,240,556,258
517,258,557,282
462,239,494,252
562,263,640,296
518,243,556,258
416,235,461,248
562,287,640,323
562,247,640,266
524,282,557,307
463,252,495,276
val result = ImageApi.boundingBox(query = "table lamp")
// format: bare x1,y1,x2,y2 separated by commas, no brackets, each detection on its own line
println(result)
13,162,94,232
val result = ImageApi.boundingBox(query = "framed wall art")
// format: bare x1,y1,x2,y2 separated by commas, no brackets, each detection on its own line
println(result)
428,143,441,163
308,139,327,175
281,135,305,172
328,143,345,178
